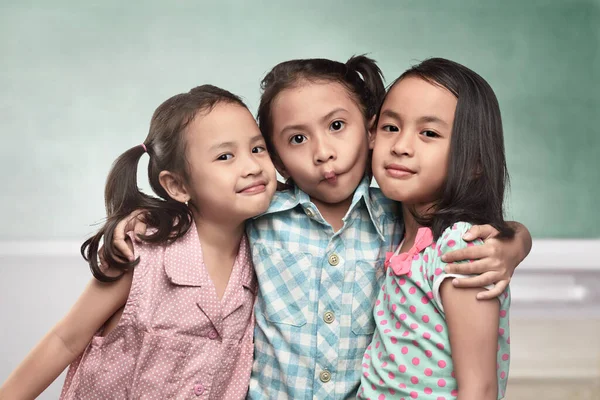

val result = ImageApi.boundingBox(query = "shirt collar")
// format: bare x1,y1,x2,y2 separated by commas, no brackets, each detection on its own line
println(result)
163,221,255,290
349,176,391,241
255,176,396,241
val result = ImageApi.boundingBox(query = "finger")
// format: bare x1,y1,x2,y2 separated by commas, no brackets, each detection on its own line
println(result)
98,245,108,269
114,216,129,242
110,218,133,261
477,279,509,300
451,272,499,289
133,221,147,242
115,238,135,261
445,260,489,275
442,245,491,263
463,224,498,241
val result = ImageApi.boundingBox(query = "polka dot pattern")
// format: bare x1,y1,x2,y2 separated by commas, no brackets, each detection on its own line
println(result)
60,222,256,399
358,222,511,399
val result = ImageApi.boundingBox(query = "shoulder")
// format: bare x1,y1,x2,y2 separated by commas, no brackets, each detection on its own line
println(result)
432,222,479,255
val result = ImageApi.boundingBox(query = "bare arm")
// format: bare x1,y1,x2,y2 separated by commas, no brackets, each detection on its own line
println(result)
0,270,133,399
440,282,499,400
442,221,532,299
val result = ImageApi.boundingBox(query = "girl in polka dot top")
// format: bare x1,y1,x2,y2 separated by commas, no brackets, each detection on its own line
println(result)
358,58,514,400
0,85,277,399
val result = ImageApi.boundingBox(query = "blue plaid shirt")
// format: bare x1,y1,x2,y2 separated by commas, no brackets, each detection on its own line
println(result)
247,177,403,399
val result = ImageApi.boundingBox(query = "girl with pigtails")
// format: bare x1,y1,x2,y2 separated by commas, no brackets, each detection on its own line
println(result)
0,85,277,399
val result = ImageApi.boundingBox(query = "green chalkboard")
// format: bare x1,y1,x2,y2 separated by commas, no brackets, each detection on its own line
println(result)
1,0,598,239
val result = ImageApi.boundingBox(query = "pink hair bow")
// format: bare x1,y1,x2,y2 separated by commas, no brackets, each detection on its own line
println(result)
385,227,434,276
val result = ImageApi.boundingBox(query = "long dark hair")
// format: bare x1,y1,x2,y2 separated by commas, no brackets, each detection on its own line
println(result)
82,85,247,282
256,55,386,169
387,58,514,239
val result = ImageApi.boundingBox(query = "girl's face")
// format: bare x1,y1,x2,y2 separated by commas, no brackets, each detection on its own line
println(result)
184,102,277,223
371,76,457,207
269,81,371,206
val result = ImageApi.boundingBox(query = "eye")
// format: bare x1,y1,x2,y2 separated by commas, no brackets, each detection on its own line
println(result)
330,120,345,131
290,134,307,145
217,153,233,161
420,130,440,138
381,124,399,132
252,145,266,153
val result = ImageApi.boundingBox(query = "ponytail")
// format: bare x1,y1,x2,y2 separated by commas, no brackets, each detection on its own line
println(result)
345,55,386,121
81,143,192,282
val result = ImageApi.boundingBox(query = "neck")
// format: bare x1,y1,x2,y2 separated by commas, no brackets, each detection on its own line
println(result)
311,195,353,232
401,202,434,246
192,212,245,259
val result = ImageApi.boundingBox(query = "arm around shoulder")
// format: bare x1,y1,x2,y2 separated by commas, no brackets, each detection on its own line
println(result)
0,269,133,400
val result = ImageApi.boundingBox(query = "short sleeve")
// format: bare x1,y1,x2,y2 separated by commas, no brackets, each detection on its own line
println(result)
423,222,491,314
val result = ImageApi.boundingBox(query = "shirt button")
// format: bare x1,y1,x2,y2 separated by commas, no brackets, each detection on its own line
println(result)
328,253,339,266
323,311,335,324
306,208,314,218
320,370,332,383
193,383,204,396
208,330,218,340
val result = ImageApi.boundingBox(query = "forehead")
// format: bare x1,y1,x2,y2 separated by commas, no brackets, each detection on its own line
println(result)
383,76,457,120
186,102,261,148
271,81,363,124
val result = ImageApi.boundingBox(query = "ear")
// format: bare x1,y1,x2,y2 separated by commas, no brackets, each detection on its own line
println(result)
367,114,377,131
368,120,377,150
158,170,190,204
273,157,290,180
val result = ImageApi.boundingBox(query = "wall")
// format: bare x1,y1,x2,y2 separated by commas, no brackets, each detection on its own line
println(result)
1,1,599,398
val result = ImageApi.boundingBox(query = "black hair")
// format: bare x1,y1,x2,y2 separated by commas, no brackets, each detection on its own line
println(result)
81,85,247,282
384,58,514,239
257,55,385,168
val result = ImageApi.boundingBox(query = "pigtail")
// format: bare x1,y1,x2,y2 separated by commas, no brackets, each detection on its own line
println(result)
81,143,192,282
345,55,386,121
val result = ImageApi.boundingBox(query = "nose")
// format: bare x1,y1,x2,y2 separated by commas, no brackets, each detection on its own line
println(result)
241,152,263,177
313,135,336,165
391,131,414,157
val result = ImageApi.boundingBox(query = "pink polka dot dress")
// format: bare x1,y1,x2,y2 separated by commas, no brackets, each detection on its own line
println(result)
358,222,511,400
59,221,257,400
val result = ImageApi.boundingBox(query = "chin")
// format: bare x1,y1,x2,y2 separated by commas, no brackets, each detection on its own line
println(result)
319,190,354,205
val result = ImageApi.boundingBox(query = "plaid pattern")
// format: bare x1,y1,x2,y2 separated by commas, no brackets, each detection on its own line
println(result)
247,177,403,400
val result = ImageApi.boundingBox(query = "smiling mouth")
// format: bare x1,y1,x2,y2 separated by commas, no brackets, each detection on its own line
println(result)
238,181,268,194
385,165,416,179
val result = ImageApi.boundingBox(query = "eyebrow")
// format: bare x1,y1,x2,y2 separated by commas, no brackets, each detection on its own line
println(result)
380,109,402,120
209,134,265,152
249,134,265,144
279,107,349,136
380,109,449,127
210,141,236,152
416,115,449,127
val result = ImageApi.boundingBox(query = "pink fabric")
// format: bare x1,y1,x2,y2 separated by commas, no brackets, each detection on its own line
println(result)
60,222,257,399
384,227,434,275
